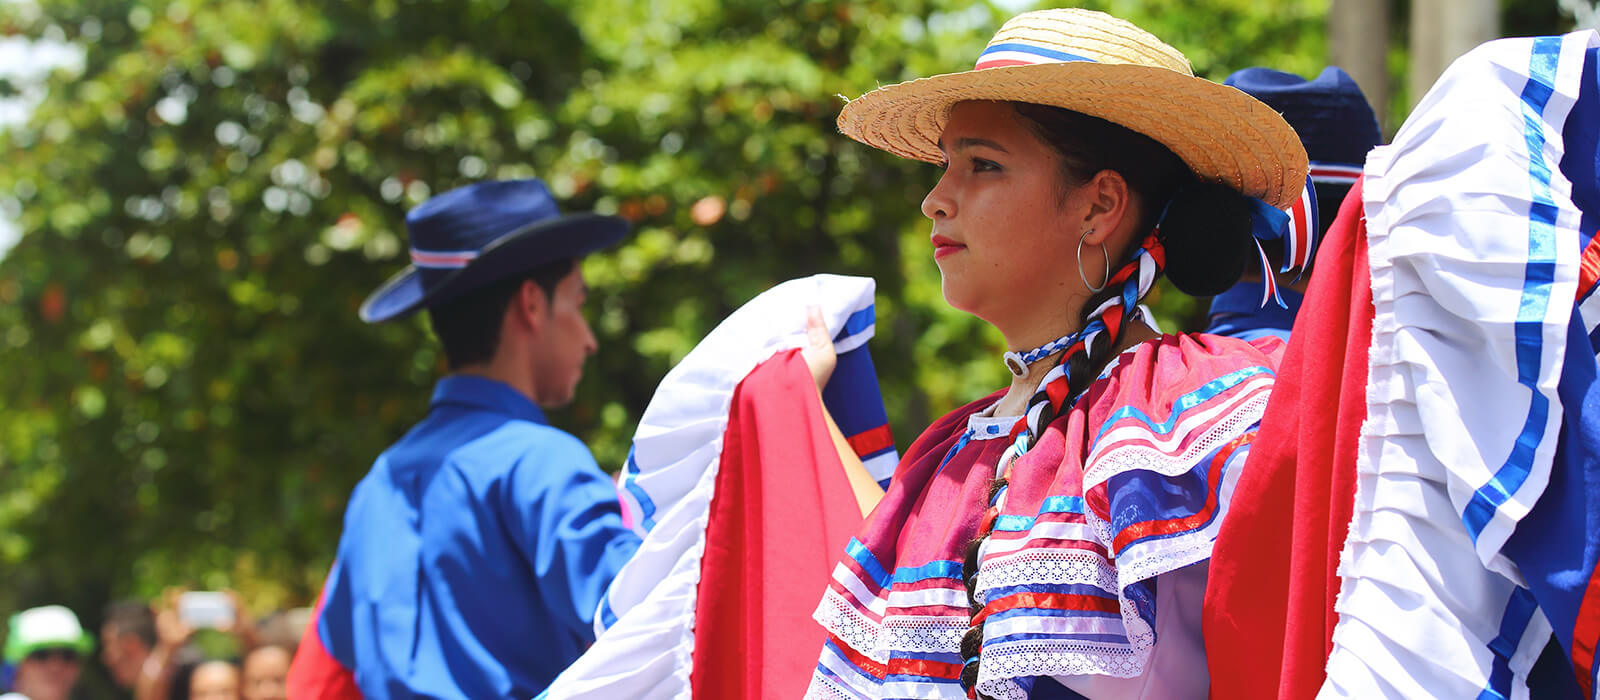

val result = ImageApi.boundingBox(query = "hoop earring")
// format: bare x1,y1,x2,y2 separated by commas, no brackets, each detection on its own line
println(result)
1077,229,1109,294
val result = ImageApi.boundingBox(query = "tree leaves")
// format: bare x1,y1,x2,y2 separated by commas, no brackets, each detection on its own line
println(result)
0,0,1329,622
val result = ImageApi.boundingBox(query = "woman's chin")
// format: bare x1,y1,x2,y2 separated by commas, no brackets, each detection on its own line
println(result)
939,278,984,316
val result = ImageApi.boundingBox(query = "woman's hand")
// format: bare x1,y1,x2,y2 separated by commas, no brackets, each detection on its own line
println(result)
800,304,885,516
801,305,837,392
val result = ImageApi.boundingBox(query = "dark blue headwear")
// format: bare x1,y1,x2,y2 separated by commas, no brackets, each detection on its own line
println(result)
360,178,629,323
1226,66,1382,179
1223,66,1382,305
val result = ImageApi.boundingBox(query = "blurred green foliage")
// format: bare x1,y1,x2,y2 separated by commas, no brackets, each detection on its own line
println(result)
0,0,1340,635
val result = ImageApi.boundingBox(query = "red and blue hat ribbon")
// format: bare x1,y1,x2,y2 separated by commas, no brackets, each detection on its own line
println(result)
1246,173,1320,308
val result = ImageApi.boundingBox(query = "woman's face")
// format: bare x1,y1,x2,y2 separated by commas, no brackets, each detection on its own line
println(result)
189,660,241,700
923,101,1095,335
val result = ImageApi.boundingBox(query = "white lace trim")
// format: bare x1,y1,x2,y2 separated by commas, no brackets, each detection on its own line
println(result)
976,638,1150,700
974,548,1119,599
816,585,975,661
1082,386,1270,491
814,588,888,663
881,617,968,655
804,673,865,700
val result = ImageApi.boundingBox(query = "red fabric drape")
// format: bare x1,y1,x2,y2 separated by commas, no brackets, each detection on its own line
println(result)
689,349,868,698
1204,178,1373,699
287,574,363,700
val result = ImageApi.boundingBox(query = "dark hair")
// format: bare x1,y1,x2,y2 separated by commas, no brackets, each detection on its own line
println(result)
103,600,156,648
956,102,1256,697
1009,102,1256,296
427,257,575,370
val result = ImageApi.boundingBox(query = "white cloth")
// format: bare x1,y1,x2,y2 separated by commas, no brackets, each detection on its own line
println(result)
539,274,880,700
1321,30,1599,699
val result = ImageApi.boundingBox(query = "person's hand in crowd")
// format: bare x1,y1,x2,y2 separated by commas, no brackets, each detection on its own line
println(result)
221,589,262,652
152,588,196,652
136,588,194,700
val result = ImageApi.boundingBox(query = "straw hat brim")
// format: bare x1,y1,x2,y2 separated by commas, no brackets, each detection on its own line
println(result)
838,61,1310,210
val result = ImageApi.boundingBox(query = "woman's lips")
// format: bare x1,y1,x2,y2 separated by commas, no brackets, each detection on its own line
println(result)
931,234,966,260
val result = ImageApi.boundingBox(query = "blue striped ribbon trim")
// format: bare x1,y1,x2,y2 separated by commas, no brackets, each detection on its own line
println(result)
992,495,1087,532
985,630,1130,647
1476,587,1539,700
619,449,658,531
1462,35,1564,543
833,305,876,343
1092,365,1274,442
890,559,964,585
846,537,893,590
933,428,974,477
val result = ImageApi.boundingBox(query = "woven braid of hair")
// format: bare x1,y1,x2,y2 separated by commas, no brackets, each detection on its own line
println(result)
956,232,1167,698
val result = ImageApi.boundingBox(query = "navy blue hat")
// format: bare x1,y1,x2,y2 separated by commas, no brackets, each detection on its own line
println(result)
359,178,628,323
1225,66,1381,178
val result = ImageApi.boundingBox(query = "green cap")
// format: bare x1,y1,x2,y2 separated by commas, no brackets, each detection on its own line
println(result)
4,605,93,663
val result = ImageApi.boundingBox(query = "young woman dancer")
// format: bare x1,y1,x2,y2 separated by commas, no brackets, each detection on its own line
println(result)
806,9,1309,700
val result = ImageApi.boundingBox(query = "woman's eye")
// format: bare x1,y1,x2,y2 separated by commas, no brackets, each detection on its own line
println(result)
971,158,999,172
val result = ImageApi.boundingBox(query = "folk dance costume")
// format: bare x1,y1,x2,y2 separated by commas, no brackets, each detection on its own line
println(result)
1205,31,1600,700
538,275,898,700
806,8,1312,699
288,180,640,700
810,333,1280,700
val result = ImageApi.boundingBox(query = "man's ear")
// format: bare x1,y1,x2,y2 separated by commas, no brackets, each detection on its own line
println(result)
512,280,549,336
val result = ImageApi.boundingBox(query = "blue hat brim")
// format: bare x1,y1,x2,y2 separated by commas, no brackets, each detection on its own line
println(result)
359,212,629,323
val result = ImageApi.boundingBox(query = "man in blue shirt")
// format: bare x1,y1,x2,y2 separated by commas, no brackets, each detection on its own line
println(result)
290,178,642,699
1205,66,1382,342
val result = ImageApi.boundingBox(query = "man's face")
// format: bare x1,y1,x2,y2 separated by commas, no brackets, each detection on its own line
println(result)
528,266,597,408
241,645,291,700
13,647,82,700
100,623,146,688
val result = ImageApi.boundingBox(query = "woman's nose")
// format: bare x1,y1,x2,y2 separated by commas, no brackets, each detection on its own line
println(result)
921,172,956,221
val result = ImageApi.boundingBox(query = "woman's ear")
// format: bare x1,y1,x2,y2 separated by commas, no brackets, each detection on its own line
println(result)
1079,169,1131,247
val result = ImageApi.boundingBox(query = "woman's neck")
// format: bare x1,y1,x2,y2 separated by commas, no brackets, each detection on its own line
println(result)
988,321,1159,418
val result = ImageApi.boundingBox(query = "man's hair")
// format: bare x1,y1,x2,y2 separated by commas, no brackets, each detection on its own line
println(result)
428,257,576,370
103,600,156,648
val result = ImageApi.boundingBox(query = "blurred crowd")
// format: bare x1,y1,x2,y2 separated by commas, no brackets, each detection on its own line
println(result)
2,594,305,700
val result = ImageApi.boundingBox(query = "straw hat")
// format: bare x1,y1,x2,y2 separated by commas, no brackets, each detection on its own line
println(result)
837,9,1309,209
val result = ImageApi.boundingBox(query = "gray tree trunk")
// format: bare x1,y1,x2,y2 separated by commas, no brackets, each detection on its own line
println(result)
1408,0,1499,109
1329,0,1391,133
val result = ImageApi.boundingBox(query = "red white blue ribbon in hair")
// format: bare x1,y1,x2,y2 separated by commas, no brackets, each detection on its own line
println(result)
1247,173,1320,307
1013,233,1165,441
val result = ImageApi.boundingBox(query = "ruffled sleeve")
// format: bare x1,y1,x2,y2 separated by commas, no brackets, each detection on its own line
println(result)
968,333,1282,699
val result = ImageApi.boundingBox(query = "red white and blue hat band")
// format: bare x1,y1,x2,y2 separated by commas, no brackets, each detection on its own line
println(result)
1310,161,1364,186
409,247,480,270
974,42,1098,70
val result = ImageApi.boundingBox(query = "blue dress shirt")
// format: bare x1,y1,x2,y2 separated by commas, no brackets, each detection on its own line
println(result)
1203,281,1305,343
317,375,641,699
